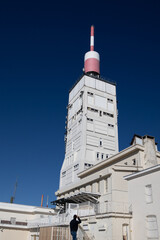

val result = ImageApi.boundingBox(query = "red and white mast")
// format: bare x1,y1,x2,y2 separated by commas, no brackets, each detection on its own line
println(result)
84,25,100,75
90,25,94,51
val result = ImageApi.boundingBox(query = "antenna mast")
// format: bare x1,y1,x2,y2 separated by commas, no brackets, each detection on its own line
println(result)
10,179,18,203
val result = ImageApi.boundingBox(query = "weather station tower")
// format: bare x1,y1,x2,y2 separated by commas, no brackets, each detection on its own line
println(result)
59,26,119,190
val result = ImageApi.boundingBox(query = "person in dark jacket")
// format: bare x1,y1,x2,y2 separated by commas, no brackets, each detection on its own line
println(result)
70,215,81,240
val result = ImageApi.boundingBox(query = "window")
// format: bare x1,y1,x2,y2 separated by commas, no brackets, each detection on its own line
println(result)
101,153,104,160
87,118,93,122
103,112,114,117
107,98,113,102
99,111,102,116
108,124,114,128
97,152,100,159
146,215,158,239
10,217,16,225
87,92,93,96
107,113,114,117
145,184,153,203
132,159,136,165
106,154,108,159
84,163,93,168
87,107,98,112
74,164,79,170
100,139,103,146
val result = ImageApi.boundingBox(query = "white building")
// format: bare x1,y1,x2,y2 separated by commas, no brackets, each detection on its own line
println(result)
0,202,55,240
124,164,160,240
55,134,160,240
60,26,119,190
54,26,160,240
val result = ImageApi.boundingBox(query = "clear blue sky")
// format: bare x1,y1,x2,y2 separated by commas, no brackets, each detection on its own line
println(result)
0,0,160,207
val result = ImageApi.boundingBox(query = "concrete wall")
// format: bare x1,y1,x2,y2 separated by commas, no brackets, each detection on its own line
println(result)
127,167,160,240
0,228,29,240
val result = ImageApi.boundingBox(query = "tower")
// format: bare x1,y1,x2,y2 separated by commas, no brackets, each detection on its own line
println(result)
59,26,119,190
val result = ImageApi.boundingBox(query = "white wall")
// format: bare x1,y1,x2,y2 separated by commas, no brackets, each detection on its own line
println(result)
127,167,160,240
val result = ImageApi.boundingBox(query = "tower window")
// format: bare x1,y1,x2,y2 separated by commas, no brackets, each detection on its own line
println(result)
87,107,98,113
107,113,114,118
97,152,99,159
106,154,109,159
107,98,113,102
99,111,102,116
84,163,93,168
132,159,136,165
101,153,104,160
87,92,93,96
108,124,114,128
100,140,103,146
87,118,93,122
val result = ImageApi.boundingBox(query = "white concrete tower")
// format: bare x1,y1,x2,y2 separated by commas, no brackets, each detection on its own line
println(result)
59,26,119,190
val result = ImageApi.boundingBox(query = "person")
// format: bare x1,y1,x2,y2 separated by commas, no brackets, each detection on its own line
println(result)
70,214,81,240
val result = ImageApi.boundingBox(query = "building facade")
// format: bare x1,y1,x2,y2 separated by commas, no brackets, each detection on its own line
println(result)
0,202,55,240
55,26,160,240
55,135,160,240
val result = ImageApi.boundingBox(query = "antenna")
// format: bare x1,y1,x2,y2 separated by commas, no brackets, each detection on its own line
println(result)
84,25,100,76
10,179,18,203
90,25,94,51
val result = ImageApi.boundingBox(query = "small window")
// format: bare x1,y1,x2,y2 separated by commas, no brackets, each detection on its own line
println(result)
91,108,98,112
107,98,113,102
84,163,93,168
99,111,102,116
10,217,16,225
146,215,158,239
101,153,104,160
100,140,103,146
87,118,93,122
107,113,114,118
132,159,136,165
87,92,93,96
108,124,114,128
145,185,153,203
106,154,108,159
97,152,99,159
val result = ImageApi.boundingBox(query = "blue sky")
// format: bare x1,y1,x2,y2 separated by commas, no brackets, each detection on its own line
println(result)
0,0,160,207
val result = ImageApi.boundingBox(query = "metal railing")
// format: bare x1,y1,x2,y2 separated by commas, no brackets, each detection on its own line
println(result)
1,201,132,230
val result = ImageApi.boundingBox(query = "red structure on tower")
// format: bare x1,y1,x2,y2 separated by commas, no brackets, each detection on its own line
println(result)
84,25,100,76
